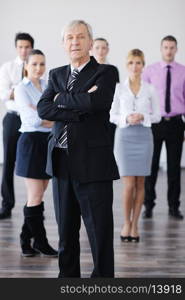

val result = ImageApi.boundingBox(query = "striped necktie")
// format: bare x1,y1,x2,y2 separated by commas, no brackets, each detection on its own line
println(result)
57,69,79,148
67,69,79,91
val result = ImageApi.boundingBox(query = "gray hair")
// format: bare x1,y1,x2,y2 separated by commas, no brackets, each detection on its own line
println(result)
61,20,93,41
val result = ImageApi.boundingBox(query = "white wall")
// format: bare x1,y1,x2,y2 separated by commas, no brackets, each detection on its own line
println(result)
0,0,185,162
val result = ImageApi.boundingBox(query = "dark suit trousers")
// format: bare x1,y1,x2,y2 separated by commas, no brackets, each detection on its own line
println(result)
1,112,21,210
144,118,184,211
52,151,114,278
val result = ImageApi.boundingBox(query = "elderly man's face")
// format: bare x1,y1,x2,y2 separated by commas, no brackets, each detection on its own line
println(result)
63,24,92,64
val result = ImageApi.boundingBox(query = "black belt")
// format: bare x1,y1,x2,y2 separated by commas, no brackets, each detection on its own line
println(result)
161,115,182,121
7,110,20,116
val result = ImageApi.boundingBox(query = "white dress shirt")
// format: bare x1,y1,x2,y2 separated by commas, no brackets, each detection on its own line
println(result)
15,77,51,133
70,60,90,73
0,56,24,112
110,79,161,128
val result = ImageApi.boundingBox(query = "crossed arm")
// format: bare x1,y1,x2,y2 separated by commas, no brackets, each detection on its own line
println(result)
37,68,117,122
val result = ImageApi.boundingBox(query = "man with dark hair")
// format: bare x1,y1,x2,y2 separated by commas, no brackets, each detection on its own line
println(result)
37,20,119,277
161,35,177,45
142,35,185,220
14,32,34,48
0,32,34,219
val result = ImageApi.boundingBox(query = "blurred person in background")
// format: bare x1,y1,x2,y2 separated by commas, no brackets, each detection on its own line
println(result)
0,32,34,219
110,49,160,242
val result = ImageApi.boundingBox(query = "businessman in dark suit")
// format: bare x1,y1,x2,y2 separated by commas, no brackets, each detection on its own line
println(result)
37,20,119,278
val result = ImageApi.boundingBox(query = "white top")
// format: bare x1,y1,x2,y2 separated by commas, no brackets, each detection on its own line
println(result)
15,77,51,133
70,60,90,73
110,79,161,128
0,56,24,112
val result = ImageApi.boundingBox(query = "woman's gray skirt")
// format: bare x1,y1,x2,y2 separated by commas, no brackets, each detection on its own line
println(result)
114,125,154,176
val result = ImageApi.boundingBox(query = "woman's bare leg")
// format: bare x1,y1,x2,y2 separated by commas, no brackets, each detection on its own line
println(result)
130,176,145,237
24,179,49,207
121,176,136,236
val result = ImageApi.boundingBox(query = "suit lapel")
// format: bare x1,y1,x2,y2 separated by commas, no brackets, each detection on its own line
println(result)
72,57,99,92
57,57,99,93
58,65,70,90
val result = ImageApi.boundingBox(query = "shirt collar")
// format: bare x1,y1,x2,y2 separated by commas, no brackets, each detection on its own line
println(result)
124,78,129,86
70,59,90,73
22,77,31,85
160,61,176,68
22,77,45,89
124,77,144,97
15,56,25,66
124,77,144,87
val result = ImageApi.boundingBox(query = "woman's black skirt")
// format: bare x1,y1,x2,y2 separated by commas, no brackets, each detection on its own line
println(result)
16,131,51,179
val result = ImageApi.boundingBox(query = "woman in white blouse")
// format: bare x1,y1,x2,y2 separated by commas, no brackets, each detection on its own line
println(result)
15,49,57,257
110,49,161,242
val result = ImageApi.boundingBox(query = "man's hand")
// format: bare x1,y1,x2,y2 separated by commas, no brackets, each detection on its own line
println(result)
88,85,98,93
126,113,144,125
42,120,54,128
28,104,37,110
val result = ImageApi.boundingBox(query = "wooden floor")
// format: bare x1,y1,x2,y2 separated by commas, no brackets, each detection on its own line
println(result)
0,166,185,278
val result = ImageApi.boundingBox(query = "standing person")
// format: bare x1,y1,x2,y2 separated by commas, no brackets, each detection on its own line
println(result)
142,35,185,220
110,49,161,242
91,37,119,148
0,32,34,219
37,20,119,277
15,49,58,257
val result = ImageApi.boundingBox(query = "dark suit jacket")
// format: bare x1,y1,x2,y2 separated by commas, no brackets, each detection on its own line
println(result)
37,56,119,182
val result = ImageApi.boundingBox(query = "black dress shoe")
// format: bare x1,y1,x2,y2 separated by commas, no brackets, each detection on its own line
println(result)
169,209,184,220
120,235,131,242
130,236,140,243
142,209,153,219
21,247,40,257
33,241,58,257
0,208,11,219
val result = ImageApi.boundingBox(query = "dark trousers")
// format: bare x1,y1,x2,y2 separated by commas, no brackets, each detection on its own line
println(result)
52,151,114,278
144,118,184,211
1,112,21,211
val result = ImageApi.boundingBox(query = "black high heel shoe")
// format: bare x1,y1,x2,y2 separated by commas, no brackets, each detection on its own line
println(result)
120,235,131,242
130,236,140,243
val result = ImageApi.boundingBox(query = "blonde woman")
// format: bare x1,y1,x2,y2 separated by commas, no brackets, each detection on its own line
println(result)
110,49,161,242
